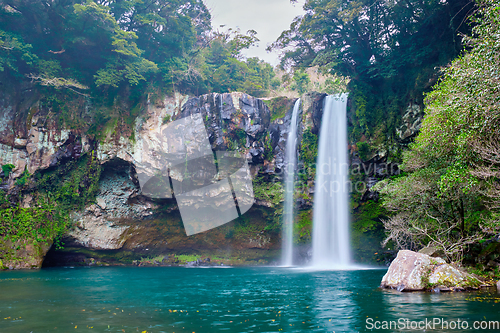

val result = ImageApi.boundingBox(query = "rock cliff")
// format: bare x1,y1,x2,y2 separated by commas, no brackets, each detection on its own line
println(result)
0,90,325,268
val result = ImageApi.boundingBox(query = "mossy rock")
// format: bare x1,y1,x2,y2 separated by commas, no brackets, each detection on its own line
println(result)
263,97,295,121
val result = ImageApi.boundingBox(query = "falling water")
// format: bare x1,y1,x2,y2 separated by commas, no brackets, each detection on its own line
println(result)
282,99,301,266
311,94,351,269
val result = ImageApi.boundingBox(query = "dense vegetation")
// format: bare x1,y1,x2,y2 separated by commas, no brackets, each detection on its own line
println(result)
376,0,500,263
1,0,499,270
0,152,101,265
272,0,474,142
0,0,278,102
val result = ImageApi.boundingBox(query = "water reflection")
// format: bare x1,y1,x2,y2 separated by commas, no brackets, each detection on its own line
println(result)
311,271,359,332
0,267,499,333
378,286,500,332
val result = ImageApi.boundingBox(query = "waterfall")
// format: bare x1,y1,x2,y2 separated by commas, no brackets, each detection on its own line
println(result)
282,98,301,266
311,94,351,269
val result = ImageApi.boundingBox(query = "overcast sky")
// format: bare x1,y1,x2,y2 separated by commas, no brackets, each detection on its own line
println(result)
203,0,305,66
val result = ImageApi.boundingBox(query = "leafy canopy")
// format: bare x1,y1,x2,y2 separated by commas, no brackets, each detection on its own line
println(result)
377,0,500,262
272,0,474,139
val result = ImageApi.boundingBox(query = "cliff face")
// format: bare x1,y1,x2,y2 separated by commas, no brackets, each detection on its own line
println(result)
0,90,325,268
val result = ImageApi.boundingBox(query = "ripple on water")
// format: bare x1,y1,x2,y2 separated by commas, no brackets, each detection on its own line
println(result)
0,267,497,333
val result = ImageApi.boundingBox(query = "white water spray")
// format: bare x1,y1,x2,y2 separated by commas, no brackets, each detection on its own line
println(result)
311,94,351,269
282,99,301,266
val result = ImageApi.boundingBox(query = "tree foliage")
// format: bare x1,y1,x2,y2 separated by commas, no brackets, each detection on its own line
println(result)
0,0,277,98
272,0,474,139
376,0,500,262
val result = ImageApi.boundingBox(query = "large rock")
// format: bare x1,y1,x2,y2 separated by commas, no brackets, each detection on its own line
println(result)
0,239,52,269
381,250,482,291
65,165,156,250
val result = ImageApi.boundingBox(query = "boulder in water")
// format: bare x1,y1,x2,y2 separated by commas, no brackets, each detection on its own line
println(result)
380,250,483,291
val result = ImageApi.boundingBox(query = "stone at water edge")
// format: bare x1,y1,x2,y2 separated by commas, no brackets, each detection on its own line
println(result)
380,250,482,291
497,280,500,291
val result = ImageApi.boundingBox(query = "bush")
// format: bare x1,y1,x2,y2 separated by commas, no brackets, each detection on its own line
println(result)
356,141,370,161
1,164,15,178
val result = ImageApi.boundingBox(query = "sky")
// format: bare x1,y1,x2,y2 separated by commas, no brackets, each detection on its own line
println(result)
203,0,305,66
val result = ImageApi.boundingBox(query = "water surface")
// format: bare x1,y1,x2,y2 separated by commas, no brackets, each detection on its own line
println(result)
0,267,498,332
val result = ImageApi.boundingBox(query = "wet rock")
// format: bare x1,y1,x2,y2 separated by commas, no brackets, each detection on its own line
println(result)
248,234,271,249
273,98,302,173
0,240,52,269
418,246,445,258
13,138,27,149
302,92,327,135
381,250,483,291
429,264,467,286
65,166,156,250
96,198,106,210
186,258,211,267
248,146,265,164
0,143,28,179
487,260,500,267
0,90,311,267
397,103,424,142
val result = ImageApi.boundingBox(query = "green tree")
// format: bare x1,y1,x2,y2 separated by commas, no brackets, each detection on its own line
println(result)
0,0,278,112
292,69,310,94
272,0,474,139
376,0,500,263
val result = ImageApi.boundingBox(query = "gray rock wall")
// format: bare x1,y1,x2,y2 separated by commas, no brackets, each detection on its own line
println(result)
0,91,326,267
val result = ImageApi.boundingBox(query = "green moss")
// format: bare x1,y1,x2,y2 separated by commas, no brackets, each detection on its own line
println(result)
26,106,37,130
36,151,102,210
126,102,142,126
175,254,201,263
14,168,31,186
252,176,284,208
295,210,312,243
0,198,69,246
103,116,119,138
353,201,385,233
422,265,434,289
162,114,171,124
299,128,319,181
139,254,166,264
1,151,102,258
0,191,7,206
467,266,500,285
350,200,387,264
263,97,293,121
356,141,371,161
1,164,15,178
263,133,274,161
234,128,247,147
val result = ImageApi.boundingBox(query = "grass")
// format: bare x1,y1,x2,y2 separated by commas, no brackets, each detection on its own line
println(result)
175,254,201,263
139,255,165,265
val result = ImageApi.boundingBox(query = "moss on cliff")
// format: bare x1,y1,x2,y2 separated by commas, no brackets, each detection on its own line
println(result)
350,200,389,264
0,152,102,268
294,210,312,244
252,176,284,208
263,97,294,121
